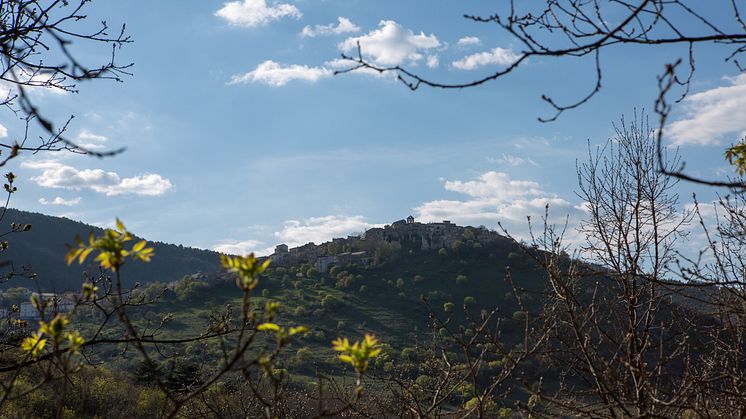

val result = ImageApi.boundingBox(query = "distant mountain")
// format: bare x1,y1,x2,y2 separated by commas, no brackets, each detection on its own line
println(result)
0,209,221,291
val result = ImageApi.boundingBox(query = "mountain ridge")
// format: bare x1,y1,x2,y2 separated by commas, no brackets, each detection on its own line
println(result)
0,208,221,291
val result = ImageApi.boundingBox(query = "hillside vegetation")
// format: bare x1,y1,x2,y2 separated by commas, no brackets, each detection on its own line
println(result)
0,209,220,291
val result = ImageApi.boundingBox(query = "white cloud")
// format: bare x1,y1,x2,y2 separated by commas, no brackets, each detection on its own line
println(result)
215,0,300,27
274,215,382,248
0,123,7,139
488,154,539,167
667,73,746,146
101,174,174,196
213,239,270,256
301,17,359,37
415,171,583,240
426,55,440,69
339,20,441,66
38,196,81,206
452,47,520,70
457,36,481,47
229,60,332,86
75,129,108,149
21,160,172,196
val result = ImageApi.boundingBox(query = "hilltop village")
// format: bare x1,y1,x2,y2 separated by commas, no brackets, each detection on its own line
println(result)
269,216,503,272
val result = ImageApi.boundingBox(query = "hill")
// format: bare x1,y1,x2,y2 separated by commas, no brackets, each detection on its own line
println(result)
92,229,547,386
0,209,221,291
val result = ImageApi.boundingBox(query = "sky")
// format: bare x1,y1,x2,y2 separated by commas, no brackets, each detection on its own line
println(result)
1,0,744,256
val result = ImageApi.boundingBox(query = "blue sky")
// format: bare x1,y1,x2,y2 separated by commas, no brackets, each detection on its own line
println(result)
2,0,744,255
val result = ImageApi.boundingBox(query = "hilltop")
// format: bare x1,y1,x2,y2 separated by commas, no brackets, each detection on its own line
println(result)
268,215,509,273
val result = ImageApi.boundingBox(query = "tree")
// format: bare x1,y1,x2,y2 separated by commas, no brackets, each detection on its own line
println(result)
516,113,725,417
0,0,132,164
337,1,746,187
674,192,746,414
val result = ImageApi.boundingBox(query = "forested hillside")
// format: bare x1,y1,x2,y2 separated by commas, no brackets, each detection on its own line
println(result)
0,209,220,290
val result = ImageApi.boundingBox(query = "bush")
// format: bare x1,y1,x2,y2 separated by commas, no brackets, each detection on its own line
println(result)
335,274,353,289
321,294,339,309
293,305,309,316
443,302,455,313
173,277,210,302
455,274,468,284
295,347,313,364
464,296,476,305
400,347,417,361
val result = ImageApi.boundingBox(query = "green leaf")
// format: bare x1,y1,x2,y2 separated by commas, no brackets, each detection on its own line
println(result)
257,323,281,333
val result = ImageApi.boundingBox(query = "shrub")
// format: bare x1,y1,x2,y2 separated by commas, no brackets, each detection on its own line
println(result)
321,294,339,309
173,277,210,302
295,347,313,363
335,275,353,289
400,347,417,361
455,274,468,284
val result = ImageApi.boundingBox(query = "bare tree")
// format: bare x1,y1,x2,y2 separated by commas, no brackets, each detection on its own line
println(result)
337,1,746,188
521,113,699,417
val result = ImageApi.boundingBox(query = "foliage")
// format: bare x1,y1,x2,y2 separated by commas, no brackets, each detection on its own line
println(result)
66,219,154,271
725,139,746,176
332,334,382,376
